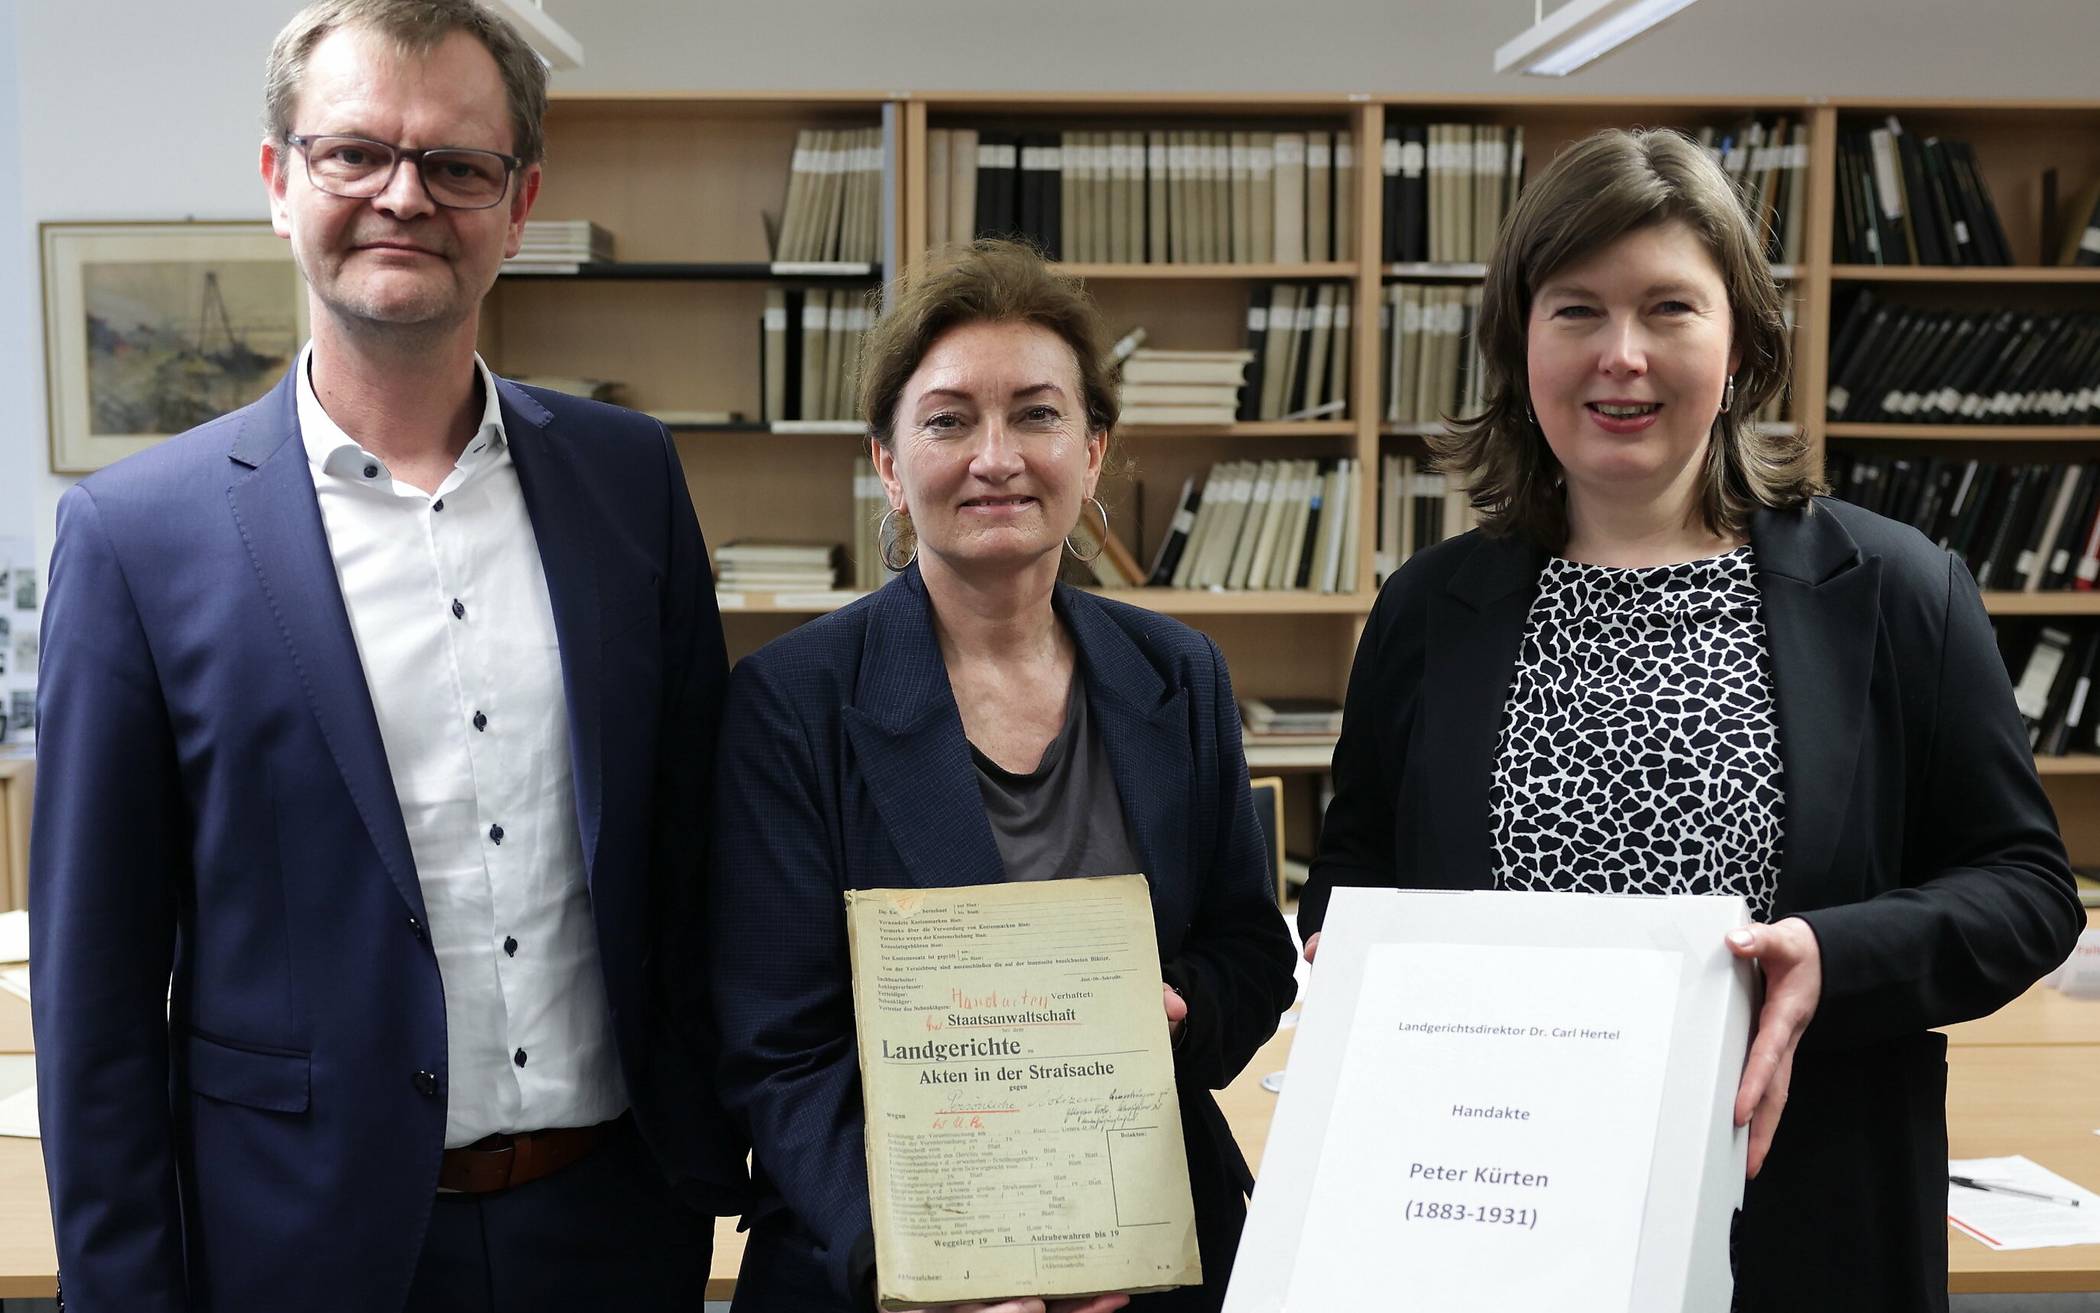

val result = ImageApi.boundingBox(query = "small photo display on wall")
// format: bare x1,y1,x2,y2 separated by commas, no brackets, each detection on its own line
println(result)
0,540,38,744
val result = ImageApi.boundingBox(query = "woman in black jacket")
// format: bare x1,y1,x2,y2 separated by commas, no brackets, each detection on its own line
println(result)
1300,128,2082,1311
710,241,1298,1313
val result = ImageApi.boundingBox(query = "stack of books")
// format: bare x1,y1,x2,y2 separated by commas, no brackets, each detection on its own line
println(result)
1144,459,1362,593
1380,124,1525,265
714,541,841,594
926,126,1355,263
1120,348,1254,426
2000,620,2100,755
503,220,613,274
1693,117,1810,267
1375,455,1478,583
1835,117,2010,266
760,288,875,423
1826,453,2100,593
1382,284,1484,427
774,127,885,265
1827,292,2100,426
1240,696,1344,744
1242,284,1352,421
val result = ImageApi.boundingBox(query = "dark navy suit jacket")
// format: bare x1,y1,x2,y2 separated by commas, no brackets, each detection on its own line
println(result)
1302,498,2082,1313
708,564,1298,1309
31,369,747,1312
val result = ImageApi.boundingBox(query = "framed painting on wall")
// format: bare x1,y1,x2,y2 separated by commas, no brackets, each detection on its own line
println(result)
40,221,307,474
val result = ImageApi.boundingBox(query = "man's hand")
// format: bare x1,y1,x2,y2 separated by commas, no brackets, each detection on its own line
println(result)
1726,918,1824,1179
1302,931,1320,964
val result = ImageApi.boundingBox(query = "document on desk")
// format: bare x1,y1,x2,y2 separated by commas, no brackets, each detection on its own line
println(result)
845,874,1199,1311
1948,1156,2100,1250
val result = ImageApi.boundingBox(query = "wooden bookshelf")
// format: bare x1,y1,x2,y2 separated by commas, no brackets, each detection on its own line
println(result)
1825,424,2100,442
1831,266,2100,284
1980,592,2100,616
503,90,2100,859
714,588,1369,617
1058,262,1357,280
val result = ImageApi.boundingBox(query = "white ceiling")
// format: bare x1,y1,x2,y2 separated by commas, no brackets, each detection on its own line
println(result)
549,0,2097,102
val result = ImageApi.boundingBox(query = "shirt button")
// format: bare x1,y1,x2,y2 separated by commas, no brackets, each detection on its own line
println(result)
451,598,466,620
503,935,518,956
433,499,445,512
514,1048,528,1068
489,823,504,845
362,463,379,479
412,1070,438,1097
472,710,487,732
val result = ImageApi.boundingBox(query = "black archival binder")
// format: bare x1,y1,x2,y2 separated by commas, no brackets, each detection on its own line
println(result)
1239,287,1271,422
1397,125,1428,264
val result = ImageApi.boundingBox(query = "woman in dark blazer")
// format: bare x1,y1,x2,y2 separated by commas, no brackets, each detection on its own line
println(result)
1301,130,2082,1312
709,241,1298,1313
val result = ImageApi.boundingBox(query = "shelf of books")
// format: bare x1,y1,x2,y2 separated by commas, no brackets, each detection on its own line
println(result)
1814,100,2100,791
503,91,2100,859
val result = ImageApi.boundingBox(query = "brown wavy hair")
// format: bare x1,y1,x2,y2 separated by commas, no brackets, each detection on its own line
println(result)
1435,127,1816,548
858,238,1120,446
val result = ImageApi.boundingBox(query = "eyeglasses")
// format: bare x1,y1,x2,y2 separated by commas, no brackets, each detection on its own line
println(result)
286,133,523,211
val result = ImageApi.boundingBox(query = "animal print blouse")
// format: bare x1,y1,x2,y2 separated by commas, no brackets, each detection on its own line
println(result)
1488,544,1783,923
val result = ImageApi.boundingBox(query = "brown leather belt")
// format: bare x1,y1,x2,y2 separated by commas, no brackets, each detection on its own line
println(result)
437,1120,612,1194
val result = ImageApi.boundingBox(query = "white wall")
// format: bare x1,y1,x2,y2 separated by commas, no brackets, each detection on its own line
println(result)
6,0,2100,575
0,0,31,557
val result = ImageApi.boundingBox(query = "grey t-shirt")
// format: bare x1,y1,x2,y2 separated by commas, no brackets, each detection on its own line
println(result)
969,674,1143,883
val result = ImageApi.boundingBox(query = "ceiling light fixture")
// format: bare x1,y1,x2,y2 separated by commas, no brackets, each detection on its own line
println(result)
1495,0,1705,77
486,0,584,70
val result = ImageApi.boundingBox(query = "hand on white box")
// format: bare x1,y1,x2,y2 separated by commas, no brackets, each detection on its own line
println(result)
1726,918,1824,1178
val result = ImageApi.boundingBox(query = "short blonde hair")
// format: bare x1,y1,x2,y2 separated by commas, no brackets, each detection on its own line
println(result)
264,0,549,162
1436,127,1815,548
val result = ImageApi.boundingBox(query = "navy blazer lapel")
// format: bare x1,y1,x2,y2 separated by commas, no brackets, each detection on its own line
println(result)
1753,502,1879,918
225,370,426,923
840,567,1006,889
1422,533,1544,889
498,380,609,884
1058,586,1191,889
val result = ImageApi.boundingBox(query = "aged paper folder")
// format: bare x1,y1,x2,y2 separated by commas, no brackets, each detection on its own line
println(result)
845,874,1201,1310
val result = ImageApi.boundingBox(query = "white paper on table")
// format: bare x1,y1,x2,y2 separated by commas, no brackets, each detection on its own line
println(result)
2046,928,2100,998
1281,942,1683,1313
0,910,26,964
1947,1156,2100,1250
0,965,24,1003
0,1084,35,1139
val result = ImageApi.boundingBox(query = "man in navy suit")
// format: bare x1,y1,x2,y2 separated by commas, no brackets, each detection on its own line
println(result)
30,2,743,1308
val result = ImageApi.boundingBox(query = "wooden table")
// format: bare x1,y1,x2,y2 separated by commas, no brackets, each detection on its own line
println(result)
7,974,2098,1302
1945,1043,2100,1293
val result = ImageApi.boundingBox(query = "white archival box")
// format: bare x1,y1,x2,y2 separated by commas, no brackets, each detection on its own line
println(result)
1227,889,1756,1312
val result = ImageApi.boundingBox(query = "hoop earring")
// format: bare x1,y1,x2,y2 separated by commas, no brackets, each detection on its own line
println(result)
1065,497,1109,564
1719,374,1735,415
878,506,916,572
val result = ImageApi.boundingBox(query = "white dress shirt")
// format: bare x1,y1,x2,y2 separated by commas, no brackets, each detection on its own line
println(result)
296,347,627,1147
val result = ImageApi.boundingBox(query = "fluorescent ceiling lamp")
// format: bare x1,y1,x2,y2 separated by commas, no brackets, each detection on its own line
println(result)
486,0,584,70
1495,0,1704,77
